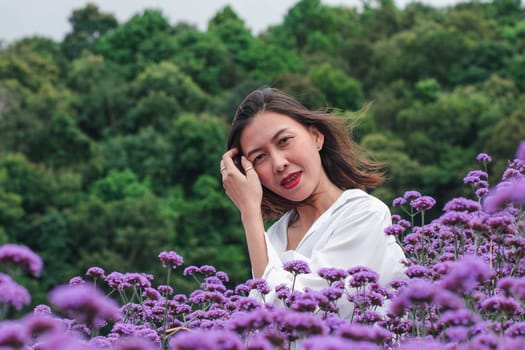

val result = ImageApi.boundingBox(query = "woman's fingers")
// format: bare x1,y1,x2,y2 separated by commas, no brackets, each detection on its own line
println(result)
221,148,239,174
241,156,256,178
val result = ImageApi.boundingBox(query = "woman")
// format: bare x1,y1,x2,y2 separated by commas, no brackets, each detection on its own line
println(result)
220,88,406,314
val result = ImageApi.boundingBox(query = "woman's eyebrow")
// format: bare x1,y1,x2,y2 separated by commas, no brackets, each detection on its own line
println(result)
245,128,289,158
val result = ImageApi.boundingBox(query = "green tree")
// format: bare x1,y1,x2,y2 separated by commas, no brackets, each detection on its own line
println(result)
27,114,93,167
90,168,151,202
0,167,24,238
95,9,175,78
100,127,172,193
207,6,256,88
168,114,228,191
309,63,365,110
485,108,525,177
171,29,233,94
62,3,118,59
66,53,129,138
130,61,208,117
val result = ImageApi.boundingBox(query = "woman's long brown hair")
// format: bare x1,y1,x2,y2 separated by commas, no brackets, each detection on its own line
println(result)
227,88,384,221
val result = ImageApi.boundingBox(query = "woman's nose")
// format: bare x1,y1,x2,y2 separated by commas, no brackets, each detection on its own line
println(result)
272,152,289,173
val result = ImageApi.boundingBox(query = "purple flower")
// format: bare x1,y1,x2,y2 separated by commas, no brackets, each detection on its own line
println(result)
480,296,522,316
199,265,217,275
234,283,250,295
438,211,471,226
246,278,271,294
464,170,490,190
69,276,85,286
384,223,406,236
158,251,184,269
34,304,52,315
114,336,158,350
86,267,105,279
476,153,492,163
0,320,29,348
410,196,436,211
348,267,379,288
392,197,407,207
403,191,421,200
0,272,31,310
215,271,229,282
484,178,525,213
183,266,199,276
317,267,348,283
303,335,380,350
498,277,525,299
440,256,492,294
278,310,327,339
390,279,438,316
105,272,129,290
49,283,121,327
0,243,43,277
275,284,292,299
438,308,480,328
283,260,311,275
443,326,470,343
202,276,227,293
124,272,153,288
23,313,63,338
515,141,525,161
467,170,489,180
336,323,392,344
169,329,244,350
476,187,489,198
443,197,481,212
288,292,319,312
502,168,523,180
31,330,95,349
405,264,431,279
505,321,525,337
321,285,344,301
246,332,274,350
156,285,173,295
89,336,113,349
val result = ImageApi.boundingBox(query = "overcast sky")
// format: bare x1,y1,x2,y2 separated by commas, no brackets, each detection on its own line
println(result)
0,0,462,44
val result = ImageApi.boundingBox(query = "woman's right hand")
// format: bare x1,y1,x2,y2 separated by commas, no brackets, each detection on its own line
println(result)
220,148,263,216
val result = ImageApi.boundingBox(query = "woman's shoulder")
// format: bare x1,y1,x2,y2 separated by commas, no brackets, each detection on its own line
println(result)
333,189,390,215
266,210,293,236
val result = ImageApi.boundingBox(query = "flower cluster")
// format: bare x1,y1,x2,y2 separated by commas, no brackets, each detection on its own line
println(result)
0,140,524,349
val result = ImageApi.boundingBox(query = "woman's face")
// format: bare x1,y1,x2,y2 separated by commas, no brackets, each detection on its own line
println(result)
239,111,328,202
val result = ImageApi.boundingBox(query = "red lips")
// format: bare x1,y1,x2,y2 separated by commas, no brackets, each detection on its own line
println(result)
280,171,301,189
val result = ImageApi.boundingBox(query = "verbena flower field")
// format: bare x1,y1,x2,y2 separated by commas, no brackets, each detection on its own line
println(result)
0,141,524,350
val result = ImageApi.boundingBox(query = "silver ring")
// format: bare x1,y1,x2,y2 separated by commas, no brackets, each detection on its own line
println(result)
245,166,253,172
220,167,226,173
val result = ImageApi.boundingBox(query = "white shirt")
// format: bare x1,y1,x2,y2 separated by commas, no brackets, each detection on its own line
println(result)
258,189,407,316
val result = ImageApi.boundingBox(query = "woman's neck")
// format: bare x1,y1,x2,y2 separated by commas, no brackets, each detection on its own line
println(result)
293,183,343,228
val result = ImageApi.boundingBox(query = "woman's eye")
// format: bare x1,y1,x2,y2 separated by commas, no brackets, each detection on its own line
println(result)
253,154,265,164
279,136,291,145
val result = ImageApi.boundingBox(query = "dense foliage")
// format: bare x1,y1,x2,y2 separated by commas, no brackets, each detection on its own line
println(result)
0,0,524,305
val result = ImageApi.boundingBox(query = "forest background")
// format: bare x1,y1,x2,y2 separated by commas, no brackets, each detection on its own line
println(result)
0,0,524,308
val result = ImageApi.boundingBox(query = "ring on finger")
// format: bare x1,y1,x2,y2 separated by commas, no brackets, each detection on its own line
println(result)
245,166,253,171
220,167,227,173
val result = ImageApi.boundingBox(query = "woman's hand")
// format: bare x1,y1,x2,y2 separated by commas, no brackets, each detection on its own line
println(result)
220,148,263,216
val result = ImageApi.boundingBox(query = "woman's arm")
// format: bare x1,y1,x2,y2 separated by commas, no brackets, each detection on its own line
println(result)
221,148,269,278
